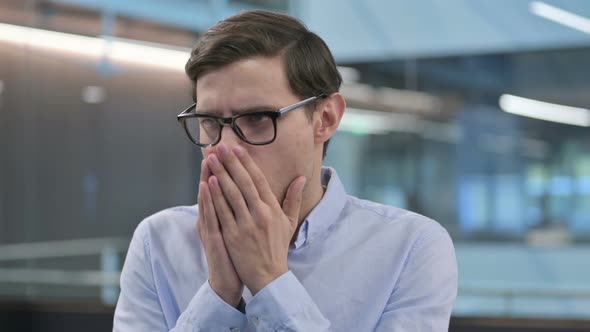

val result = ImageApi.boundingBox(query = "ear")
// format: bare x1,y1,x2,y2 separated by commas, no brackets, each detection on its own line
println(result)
314,92,346,145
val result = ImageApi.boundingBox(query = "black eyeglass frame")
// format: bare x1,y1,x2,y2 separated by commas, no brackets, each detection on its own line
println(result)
177,93,327,147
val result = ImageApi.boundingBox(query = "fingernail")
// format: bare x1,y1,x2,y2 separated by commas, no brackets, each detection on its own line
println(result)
209,176,218,188
298,176,307,192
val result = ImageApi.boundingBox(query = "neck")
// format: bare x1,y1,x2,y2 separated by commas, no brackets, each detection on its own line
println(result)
290,167,325,245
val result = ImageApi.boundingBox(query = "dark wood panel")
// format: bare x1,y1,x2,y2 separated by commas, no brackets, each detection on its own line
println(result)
0,40,199,244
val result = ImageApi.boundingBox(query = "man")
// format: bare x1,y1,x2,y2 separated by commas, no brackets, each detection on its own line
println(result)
114,10,457,332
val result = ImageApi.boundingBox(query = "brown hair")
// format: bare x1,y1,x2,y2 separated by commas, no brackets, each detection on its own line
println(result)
185,10,342,158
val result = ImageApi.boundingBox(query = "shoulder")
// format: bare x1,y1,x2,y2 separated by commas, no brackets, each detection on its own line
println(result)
342,195,457,279
126,205,206,279
336,195,454,264
343,198,458,325
344,195,449,240
132,205,199,249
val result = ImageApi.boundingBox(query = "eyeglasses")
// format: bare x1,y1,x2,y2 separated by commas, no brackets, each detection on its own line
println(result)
177,94,326,147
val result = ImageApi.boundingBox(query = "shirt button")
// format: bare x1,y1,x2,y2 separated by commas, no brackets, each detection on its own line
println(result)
249,315,260,325
229,328,240,332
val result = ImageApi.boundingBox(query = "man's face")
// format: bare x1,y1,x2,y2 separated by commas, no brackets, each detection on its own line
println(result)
195,55,319,202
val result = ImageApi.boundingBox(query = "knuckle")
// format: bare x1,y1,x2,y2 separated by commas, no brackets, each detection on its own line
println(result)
245,184,258,198
225,227,239,242
252,172,265,185
227,188,242,203
251,204,265,216
242,223,257,235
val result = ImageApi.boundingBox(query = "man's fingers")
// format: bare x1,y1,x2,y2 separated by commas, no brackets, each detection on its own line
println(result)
200,181,220,234
282,176,306,228
208,175,238,234
198,181,206,234
200,158,211,182
232,146,276,204
207,154,250,221
217,144,261,208
198,158,211,231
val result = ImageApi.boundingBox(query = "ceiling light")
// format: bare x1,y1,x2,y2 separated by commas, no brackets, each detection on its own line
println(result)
0,23,366,76
499,94,590,127
0,22,187,71
106,37,187,71
339,107,420,135
530,1,590,35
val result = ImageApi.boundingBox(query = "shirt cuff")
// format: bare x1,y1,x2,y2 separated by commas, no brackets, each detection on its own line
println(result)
176,281,248,331
246,271,328,330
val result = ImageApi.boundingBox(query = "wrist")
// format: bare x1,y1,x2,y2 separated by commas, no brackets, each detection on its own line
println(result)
248,269,288,295
226,294,243,308
208,280,243,307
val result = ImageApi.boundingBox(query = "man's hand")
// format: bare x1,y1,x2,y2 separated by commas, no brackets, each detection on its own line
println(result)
197,159,244,307
205,144,306,295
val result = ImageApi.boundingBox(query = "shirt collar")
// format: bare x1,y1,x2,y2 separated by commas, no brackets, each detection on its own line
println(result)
290,166,347,250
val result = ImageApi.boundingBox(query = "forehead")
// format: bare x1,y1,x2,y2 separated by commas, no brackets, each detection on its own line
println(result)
195,56,294,111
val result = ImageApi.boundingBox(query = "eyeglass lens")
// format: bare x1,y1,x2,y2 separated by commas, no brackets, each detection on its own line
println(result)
184,113,276,145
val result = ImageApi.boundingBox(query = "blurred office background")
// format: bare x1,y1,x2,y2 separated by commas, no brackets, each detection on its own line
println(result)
1,0,589,331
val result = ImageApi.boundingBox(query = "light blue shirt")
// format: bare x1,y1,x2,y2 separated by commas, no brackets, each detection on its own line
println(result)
114,167,457,331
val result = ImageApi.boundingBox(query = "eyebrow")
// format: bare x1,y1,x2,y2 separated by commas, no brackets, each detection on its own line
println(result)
195,105,279,116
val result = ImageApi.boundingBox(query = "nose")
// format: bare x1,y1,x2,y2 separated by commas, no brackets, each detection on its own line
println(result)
203,125,242,157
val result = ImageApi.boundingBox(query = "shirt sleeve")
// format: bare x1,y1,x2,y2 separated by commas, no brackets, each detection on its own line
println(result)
113,221,248,332
373,226,458,332
245,271,332,331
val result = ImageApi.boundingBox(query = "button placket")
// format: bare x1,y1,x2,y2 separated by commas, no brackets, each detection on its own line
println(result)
249,315,260,326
